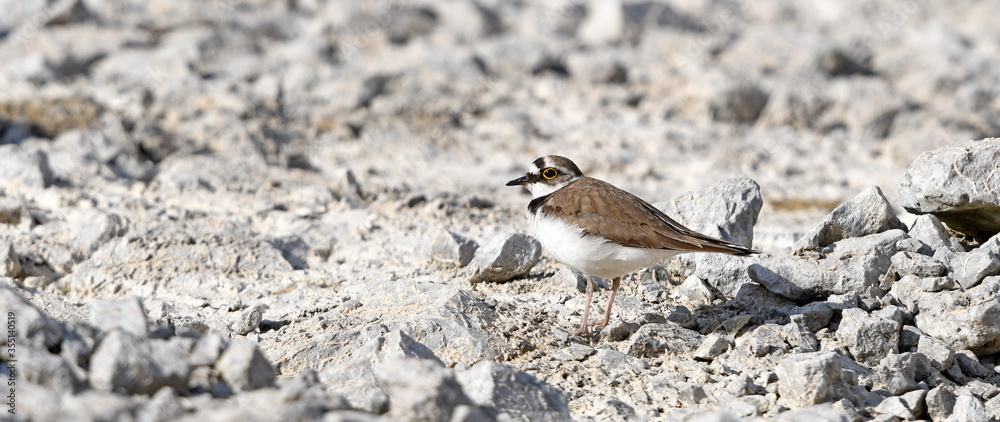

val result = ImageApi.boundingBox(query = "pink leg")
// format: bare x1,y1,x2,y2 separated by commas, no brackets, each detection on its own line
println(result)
599,277,621,329
574,275,596,337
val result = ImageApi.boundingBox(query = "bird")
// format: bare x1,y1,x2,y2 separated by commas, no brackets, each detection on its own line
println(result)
506,155,759,337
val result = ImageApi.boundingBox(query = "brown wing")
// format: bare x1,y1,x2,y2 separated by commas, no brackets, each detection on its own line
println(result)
540,177,757,255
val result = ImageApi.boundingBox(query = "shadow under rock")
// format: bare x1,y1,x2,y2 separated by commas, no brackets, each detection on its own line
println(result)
727,274,799,324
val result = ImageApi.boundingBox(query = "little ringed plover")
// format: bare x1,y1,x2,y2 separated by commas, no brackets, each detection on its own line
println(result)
507,155,758,337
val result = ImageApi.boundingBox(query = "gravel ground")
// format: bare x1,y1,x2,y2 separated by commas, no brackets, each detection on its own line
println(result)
1,0,999,421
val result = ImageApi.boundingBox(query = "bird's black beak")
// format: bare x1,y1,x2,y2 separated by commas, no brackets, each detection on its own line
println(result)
506,176,528,186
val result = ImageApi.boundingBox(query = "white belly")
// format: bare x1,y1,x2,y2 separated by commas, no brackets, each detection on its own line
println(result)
529,212,683,279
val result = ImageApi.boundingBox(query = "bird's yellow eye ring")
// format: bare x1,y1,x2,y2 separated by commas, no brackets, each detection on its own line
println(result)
542,168,558,179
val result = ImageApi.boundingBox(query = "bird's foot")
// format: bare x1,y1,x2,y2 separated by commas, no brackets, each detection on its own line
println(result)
573,320,609,338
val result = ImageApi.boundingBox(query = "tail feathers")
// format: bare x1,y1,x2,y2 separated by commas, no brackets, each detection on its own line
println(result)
686,232,761,256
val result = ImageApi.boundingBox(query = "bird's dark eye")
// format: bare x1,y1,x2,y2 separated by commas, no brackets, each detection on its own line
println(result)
542,168,558,179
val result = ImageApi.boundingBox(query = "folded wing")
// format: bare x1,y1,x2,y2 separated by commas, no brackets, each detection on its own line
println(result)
540,177,758,255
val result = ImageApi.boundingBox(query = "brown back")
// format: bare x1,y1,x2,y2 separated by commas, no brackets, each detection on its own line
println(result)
536,177,757,254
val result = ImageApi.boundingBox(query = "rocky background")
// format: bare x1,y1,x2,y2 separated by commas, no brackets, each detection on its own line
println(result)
1,0,1000,421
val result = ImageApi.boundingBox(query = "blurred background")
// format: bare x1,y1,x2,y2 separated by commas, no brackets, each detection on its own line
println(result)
1,0,998,250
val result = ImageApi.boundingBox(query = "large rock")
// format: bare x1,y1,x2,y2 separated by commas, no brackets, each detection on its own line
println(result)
926,385,957,421
914,276,1000,355
0,285,63,350
21,345,82,393
790,302,834,333
430,228,479,267
693,253,761,299
89,330,191,395
774,399,862,422
908,214,963,252
836,308,899,366
655,177,762,248
693,334,734,361
749,230,908,302
190,332,228,367
357,281,508,366
890,251,946,278
983,233,1000,255
68,208,128,256
873,396,915,420
740,323,791,357
455,361,570,422
889,274,957,314
468,233,542,283
874,353,934,396
0,143,54,188
949,248,1000,290
320,329,441,414
899,138,1000,241
954,349,992,379
775,351,866,408
917,335,955,371
90,297,149,336
794,186,906,253
215,339,276,392
951,394,989,422
290,281,510,405
375,356,475,422
900,389,928,419
784,321,820,352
